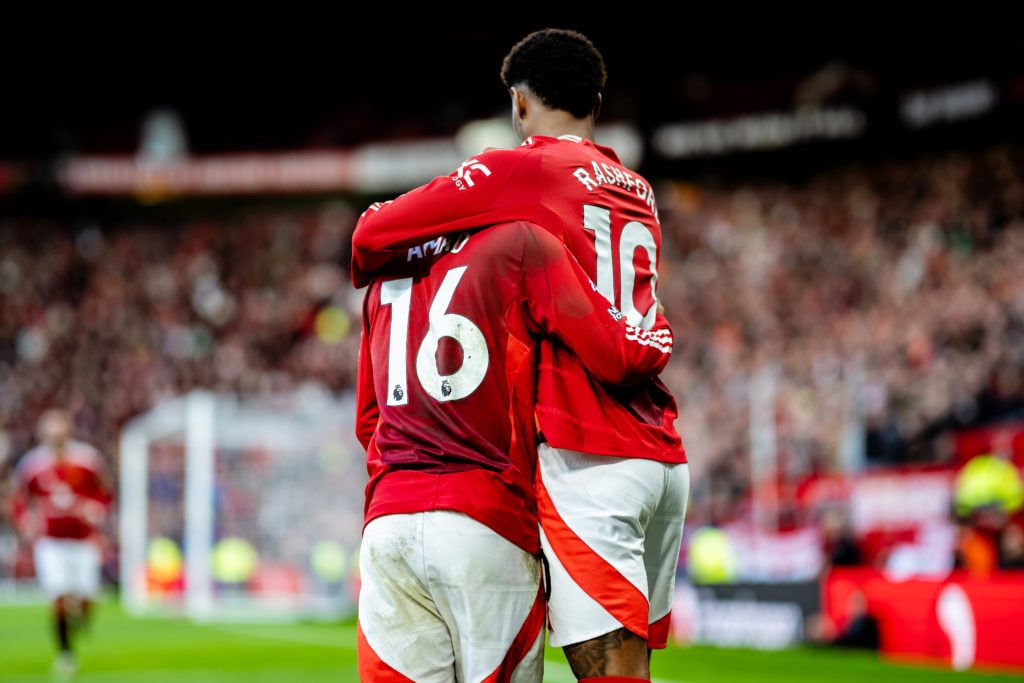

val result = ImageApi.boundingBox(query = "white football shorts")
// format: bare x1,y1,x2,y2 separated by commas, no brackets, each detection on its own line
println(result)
357,510,546,682
537,443,690,649
33,537,102,600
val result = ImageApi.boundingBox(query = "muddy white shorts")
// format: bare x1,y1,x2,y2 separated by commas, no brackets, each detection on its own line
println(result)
33,537,102,599
537,443,690,649
357,510,546,682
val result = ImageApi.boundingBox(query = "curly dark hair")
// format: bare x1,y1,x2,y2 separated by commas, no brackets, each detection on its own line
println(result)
500,28,607,119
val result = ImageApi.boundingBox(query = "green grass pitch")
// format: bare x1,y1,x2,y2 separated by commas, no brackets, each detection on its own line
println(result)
0,599,1021,682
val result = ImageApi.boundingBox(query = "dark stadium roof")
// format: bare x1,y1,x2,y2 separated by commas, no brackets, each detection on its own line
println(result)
4,15,1023,161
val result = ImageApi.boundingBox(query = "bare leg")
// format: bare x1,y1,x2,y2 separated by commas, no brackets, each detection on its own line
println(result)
563,626,650,679
53,596,72,654
68,595,92,634
51,596,79,680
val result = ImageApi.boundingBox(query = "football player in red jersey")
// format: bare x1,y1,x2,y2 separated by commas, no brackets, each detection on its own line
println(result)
354,220,674,682
10,408,113,680
351,29,689,683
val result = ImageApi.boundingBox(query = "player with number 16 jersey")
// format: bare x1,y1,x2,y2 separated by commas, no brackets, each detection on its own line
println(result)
354,220,673,682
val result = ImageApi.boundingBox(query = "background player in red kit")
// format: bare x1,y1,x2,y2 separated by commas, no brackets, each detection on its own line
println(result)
10,408,113,680
351,28,689,683
354,220,674,682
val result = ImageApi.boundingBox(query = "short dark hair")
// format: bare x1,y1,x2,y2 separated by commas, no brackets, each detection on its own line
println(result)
500,28,607,119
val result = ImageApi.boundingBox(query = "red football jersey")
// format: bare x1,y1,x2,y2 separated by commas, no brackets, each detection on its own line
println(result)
352,135,686,462
356,221,673,553
11,440,113,540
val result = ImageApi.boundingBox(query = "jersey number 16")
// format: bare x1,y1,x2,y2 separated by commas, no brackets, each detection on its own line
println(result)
380,266,489,407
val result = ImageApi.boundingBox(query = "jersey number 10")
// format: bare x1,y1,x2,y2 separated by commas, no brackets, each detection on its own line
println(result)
584,204,659,330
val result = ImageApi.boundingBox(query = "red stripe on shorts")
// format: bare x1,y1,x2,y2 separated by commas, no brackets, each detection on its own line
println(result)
648,610,672,649
357,620,415,681
483,582,546,683
535,473,649,639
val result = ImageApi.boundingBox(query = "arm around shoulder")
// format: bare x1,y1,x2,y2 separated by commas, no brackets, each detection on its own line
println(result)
523,224,674,385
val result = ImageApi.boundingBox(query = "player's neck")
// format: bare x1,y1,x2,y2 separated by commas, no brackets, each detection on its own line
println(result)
528,110,595,142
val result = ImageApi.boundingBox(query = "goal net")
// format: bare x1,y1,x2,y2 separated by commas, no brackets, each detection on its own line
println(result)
118,388,366,622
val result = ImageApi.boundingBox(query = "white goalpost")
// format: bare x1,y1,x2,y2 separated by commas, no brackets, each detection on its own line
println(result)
118,387,366,622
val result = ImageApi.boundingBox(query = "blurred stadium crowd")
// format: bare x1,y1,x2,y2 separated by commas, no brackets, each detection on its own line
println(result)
661,142,1024,524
